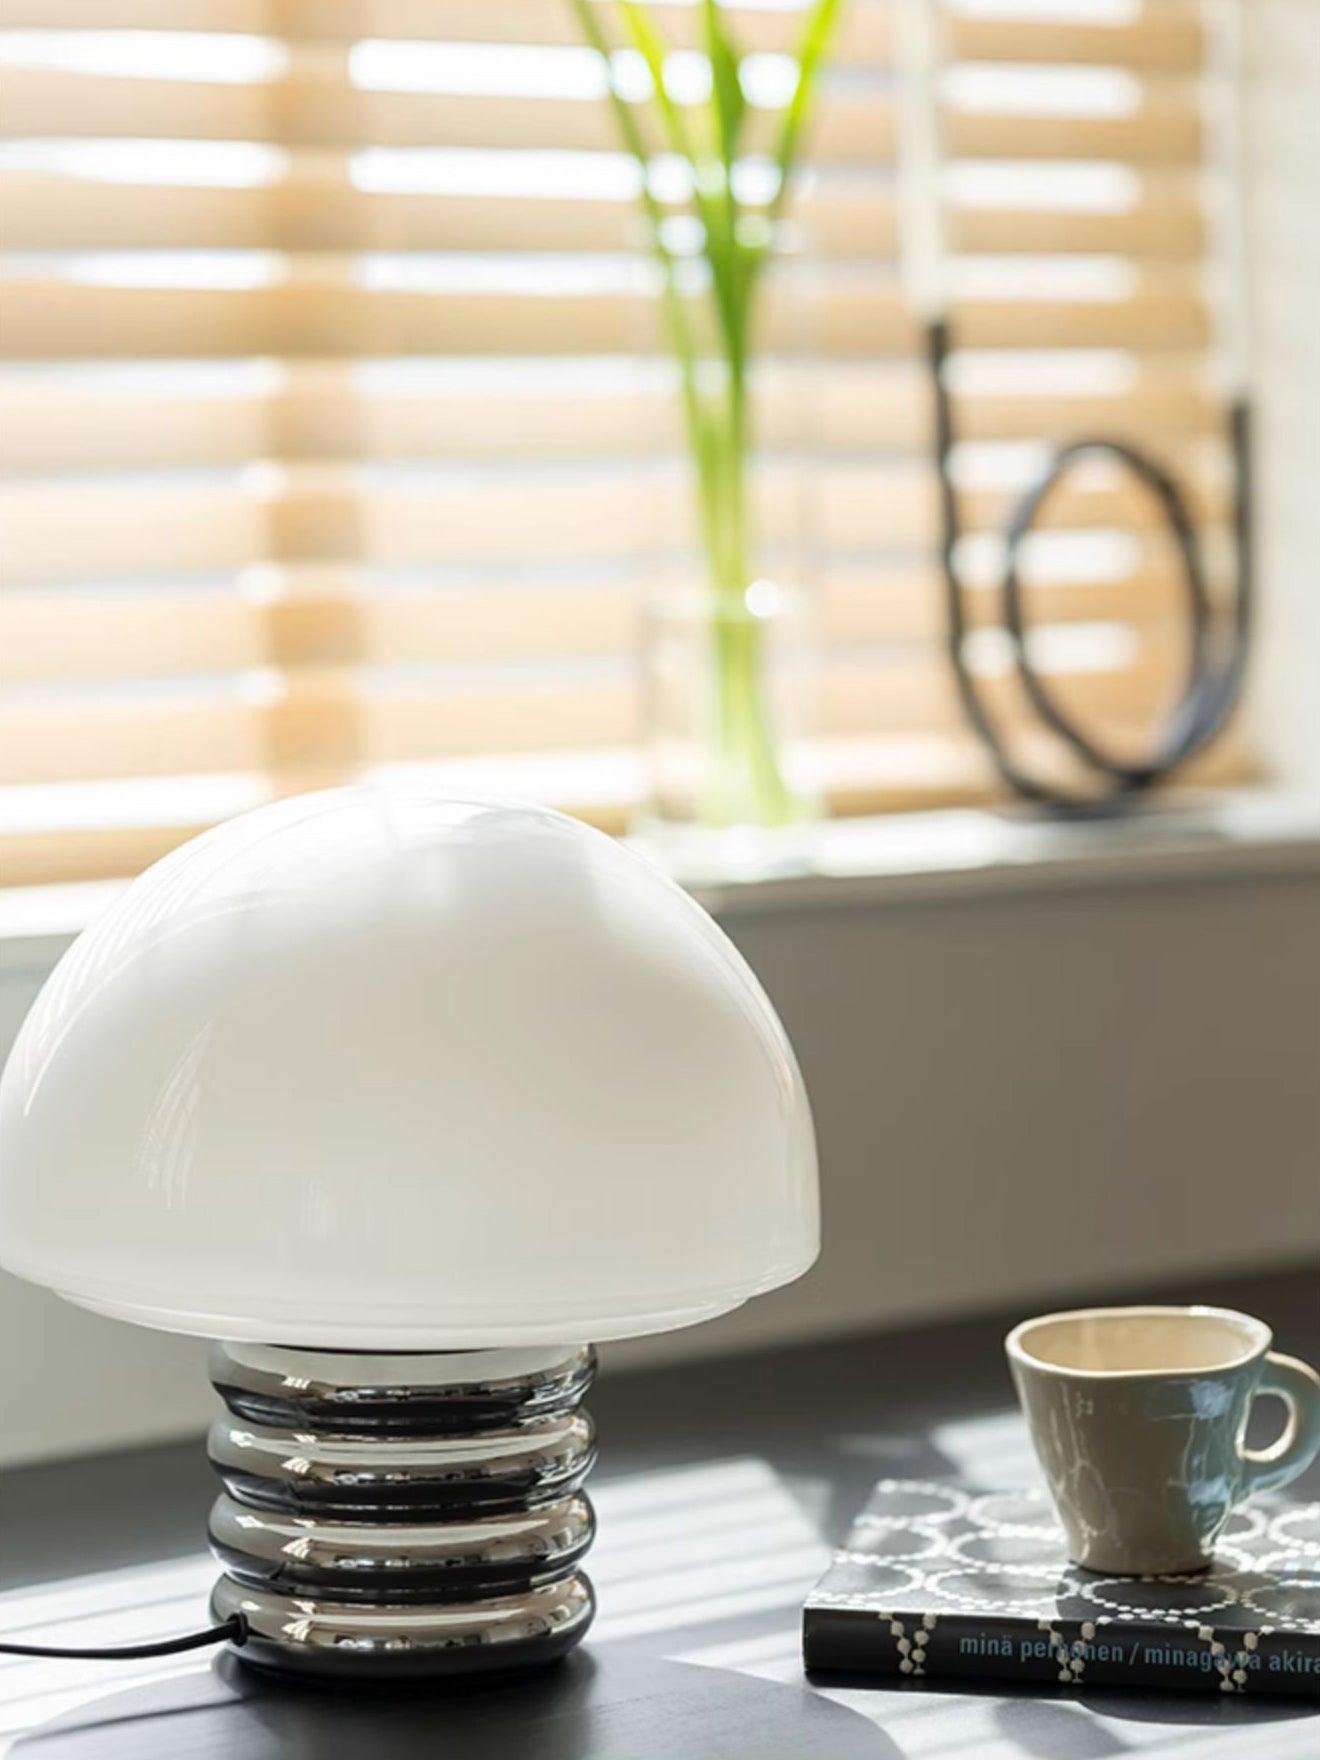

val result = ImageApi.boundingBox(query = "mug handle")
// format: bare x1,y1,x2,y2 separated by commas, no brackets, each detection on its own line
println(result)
1240,1352,1320,1495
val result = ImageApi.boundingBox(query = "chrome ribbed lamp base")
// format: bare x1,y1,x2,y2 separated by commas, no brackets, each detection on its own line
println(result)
206,1343,597,1681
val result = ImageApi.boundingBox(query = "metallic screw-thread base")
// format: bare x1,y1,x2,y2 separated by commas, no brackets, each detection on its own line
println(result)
207,1342,597,1681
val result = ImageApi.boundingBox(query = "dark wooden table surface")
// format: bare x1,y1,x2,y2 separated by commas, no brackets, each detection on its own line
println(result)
0,1264,1316,1758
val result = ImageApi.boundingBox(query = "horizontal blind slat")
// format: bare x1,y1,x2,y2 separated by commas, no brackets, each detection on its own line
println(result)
0,1,1205,72
0,361,1220,472
944,9,1203,73
0,269,1210,360
0,67,1203,166
0,559,1210,682
952,189,1204,262
0,170,1206,262
0,628,1214,785
0,455,1230,586
0,64,887,155
0,2,895,59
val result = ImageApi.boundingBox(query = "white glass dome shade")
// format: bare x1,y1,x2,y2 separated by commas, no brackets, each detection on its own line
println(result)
0,787,819,1348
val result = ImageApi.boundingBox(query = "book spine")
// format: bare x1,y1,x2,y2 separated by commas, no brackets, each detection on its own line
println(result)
802,1609,1320,1699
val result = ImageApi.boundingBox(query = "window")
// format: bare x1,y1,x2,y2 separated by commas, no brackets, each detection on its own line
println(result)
0,1,1249,886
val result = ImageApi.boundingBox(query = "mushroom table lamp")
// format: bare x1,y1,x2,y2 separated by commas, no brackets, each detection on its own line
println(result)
0,787,818,1681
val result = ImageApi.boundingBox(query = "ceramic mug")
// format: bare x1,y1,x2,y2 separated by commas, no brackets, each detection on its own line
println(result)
1006,1304,1320,1575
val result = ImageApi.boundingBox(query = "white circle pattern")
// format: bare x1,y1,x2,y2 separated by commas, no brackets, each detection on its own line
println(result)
966,1490,1063,1540
864,1480,969,1524
1208,1540,1261,1576
1217,1505,1268,1547
1078,1575,1239,1626
1267,1507,1320,1557
950,1529,1067,1570
834,1523,948,1567
923,1562,1072,1620
806,1561,925,1611
1235,1570,1320,1636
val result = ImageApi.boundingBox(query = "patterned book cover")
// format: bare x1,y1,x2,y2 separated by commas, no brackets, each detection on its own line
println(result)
803,1479,1320,1698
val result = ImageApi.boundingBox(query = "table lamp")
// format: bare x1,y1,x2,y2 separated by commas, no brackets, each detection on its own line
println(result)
0,787,818,1681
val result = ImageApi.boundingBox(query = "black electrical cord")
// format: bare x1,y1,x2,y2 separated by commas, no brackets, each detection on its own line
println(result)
0,1614,246,1661
928,318,1253,812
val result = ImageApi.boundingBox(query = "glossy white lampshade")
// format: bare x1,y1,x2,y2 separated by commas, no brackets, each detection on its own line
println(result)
0,788,818,1348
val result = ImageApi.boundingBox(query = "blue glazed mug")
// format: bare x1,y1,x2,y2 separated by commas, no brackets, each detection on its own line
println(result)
1006,1305,1320,1575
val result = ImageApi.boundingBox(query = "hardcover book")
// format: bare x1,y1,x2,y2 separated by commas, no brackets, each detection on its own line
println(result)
803,1478,1320,1697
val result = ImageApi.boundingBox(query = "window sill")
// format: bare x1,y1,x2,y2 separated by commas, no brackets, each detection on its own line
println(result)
687,786,1320,917
1,787,1318,978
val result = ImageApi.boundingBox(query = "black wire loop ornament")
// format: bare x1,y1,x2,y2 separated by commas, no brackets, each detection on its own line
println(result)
928,320,1253,814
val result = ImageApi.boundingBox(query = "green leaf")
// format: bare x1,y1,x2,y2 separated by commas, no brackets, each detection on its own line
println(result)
568,1,656,174
618,2,696,163
702,0,746,169
771,0,848,222
568,2,709,461
699,0,747,362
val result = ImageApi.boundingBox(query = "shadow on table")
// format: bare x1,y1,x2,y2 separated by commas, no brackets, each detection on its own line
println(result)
12,1649,897,1760
995,1689,1318,1759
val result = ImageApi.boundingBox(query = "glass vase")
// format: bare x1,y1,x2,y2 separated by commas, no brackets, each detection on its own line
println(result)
633,234,821,880
638,573,819,879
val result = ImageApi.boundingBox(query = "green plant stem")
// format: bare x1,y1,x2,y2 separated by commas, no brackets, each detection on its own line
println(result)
570,0,845,829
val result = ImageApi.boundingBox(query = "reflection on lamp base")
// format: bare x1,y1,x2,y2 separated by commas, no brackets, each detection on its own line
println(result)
206,1341,598,1680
